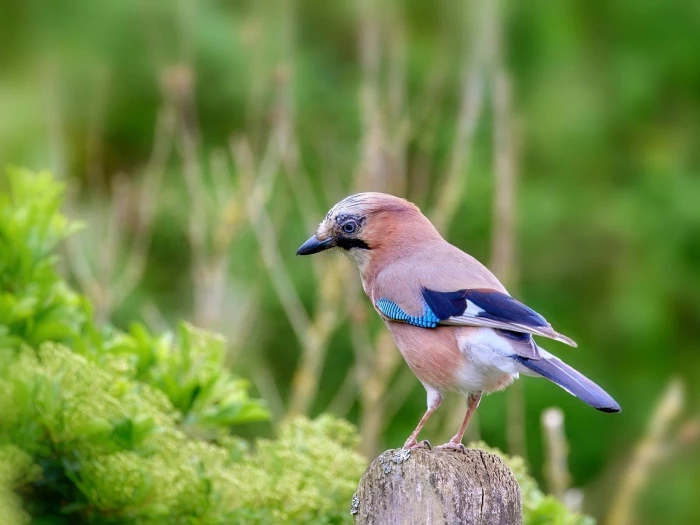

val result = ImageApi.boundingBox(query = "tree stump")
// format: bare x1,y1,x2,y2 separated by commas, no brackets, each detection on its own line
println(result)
352,448,521,525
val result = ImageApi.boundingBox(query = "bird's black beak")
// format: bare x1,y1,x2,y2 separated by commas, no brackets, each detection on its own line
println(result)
296,235,334,255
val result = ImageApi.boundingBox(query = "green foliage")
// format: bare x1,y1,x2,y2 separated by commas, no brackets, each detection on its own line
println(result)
0,168,88,349
0,445,41,525
470,442,595,525
0,340,364,522
210,416,365,524
0,169,365,523
107,322,269,437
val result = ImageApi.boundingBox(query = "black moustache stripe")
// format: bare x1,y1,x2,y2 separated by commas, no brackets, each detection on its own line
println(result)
335,237,370,251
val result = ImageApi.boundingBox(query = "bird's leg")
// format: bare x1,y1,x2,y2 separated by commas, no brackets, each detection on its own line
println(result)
403,390,443,450
436,392,482,453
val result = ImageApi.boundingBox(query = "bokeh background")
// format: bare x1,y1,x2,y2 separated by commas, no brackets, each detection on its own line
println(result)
2,0,699,523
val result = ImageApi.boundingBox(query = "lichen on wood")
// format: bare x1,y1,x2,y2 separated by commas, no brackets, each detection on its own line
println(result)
353,448,522,525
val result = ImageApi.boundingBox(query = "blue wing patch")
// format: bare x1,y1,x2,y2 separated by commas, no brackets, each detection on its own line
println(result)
376,298,440,328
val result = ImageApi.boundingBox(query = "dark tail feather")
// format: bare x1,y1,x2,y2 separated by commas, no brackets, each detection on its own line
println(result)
513,354,621,413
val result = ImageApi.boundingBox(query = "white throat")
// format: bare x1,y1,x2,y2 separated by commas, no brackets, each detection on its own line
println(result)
342,247,372,294
344,247,371,273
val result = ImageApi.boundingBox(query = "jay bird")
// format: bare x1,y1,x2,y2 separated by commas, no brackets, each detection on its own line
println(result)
297,192,620,452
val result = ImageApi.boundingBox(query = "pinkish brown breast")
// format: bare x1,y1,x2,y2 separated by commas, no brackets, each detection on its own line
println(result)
384,322,468,392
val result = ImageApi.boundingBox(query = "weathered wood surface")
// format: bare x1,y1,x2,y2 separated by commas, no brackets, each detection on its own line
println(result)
352,448,522,525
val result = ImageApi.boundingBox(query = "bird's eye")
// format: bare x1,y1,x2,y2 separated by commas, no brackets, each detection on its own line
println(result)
342,221,357,234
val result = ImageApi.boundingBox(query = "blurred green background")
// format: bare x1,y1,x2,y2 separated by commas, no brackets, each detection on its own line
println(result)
1,0,699,523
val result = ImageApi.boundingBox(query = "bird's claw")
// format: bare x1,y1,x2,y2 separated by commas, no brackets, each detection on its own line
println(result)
403,439,432,451
435,441,466,454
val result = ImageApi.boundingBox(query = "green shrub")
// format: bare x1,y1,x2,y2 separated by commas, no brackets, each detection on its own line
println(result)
0,445,41,525
0,168,366,524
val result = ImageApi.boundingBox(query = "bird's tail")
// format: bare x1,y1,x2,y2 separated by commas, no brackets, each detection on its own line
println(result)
512,349,621,413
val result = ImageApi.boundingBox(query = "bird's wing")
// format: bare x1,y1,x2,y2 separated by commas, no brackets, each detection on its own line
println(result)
375,287,575,347
372,246,577,347
421,287,577,347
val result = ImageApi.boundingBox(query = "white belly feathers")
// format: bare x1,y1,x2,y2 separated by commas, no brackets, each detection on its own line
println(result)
454,327,519,394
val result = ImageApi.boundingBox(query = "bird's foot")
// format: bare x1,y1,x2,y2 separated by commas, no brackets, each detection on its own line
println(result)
435,441,466,454
403,439,432,451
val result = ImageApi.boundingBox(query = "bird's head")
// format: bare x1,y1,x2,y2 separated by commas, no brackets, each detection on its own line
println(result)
296,192,440,268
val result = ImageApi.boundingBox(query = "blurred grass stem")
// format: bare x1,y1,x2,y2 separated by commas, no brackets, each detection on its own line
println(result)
541,408,571,500
605,379,685,525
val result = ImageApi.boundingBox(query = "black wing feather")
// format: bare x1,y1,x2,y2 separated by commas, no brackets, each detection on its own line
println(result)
465,289,548,327
421,288,468,320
